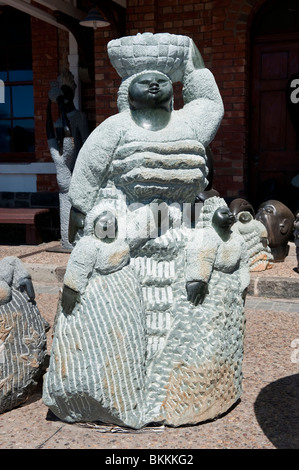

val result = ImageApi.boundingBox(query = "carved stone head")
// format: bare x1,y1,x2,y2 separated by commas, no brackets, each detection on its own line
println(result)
256,200,295,261
128,71,173,112
229,198,255,218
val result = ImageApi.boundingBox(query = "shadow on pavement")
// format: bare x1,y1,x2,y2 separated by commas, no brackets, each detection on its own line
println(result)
254,373,299,449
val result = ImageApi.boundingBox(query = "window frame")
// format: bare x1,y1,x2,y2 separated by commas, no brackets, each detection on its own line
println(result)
0,8,35,163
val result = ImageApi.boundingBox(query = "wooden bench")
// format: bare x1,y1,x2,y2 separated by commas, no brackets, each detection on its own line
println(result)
0,208,50,244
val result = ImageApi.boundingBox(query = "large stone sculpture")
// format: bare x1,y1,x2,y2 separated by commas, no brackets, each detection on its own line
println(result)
0,257,48,414
47,70,90,251
256,200,295,262
43,33,250,428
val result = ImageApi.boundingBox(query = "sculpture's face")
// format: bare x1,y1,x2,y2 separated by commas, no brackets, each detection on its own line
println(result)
128,72,173,111
238,211,252,224
212,206,235,230
256,201,293,246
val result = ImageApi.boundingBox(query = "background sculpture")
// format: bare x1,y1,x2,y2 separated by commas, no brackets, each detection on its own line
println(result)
67,33,224,239
43,33,250,429
47,70,89,251
0,257,48,414
256,200,295,262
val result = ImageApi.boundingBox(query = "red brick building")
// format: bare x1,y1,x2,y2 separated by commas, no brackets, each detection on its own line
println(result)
0,0,298,228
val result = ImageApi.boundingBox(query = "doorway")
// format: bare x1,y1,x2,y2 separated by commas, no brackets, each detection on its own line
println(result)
250,0,299,211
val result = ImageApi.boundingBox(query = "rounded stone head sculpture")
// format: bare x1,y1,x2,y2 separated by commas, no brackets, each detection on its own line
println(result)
128,71,173,111
128,71,173,131
256,200,295,262
229,198,255,218
212,205,236,231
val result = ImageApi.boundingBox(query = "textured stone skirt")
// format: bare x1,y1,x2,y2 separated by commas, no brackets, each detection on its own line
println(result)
0,288,47,414
43,234,246,429
42,265,147,429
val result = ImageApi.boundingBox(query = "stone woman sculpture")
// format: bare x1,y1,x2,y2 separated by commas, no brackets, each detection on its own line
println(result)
67,32,224,239
48,70,89,169
232,211,274,272
43,33,249,428
0,257,48,414
46,100,74,250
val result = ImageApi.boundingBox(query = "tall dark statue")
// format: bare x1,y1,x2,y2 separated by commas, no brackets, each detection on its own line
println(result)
256,200,295,262
47,70,90,250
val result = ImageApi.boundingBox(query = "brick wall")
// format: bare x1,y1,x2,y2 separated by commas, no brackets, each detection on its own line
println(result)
31,17,60,192
31,18,96,192
91,0,268,200
94,29,122,126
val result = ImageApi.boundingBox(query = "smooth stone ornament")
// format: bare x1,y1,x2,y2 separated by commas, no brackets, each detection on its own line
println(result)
256,200,295,262
47,70,90,250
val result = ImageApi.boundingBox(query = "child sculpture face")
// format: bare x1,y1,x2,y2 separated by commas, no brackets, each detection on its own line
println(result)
128,72,173,111
212,206,236,230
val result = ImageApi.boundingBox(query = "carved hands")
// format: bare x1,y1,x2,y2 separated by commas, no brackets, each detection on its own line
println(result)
61,285,80,315
186,280,208,306
68,206,86,243
184,39,205,78
18,277,35,302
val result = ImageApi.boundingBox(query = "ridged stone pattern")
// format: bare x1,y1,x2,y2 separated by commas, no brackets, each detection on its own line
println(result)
43,266,147,429
0,288,48,414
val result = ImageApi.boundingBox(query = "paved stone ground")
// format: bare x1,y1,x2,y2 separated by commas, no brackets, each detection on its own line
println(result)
0,242,298,451
245,296,299,313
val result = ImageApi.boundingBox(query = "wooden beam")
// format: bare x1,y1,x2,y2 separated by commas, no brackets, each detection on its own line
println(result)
2,0,69,30
32,0,85,21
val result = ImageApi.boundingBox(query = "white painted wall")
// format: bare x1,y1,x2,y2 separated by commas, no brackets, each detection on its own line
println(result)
0,163,56,192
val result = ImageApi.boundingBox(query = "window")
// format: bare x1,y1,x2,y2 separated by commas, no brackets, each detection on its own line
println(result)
0,7,34,161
